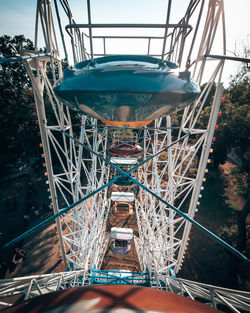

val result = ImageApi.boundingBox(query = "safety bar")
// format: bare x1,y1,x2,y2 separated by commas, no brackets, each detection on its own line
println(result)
65,23,193,61
65,23,193,30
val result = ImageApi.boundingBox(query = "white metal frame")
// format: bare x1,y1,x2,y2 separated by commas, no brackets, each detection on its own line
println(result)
0,271,249,312
23,0,226,274
2,1,246,311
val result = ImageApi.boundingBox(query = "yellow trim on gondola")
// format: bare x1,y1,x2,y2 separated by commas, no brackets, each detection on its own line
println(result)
102,120,152,127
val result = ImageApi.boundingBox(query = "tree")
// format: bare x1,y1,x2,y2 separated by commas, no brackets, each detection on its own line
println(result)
225,64,250,262
197,51,250,262
197,72,250,172
0,35,40,158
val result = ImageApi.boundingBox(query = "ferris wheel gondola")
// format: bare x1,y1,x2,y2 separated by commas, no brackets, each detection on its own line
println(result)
0,0,249,312
54,55,200,127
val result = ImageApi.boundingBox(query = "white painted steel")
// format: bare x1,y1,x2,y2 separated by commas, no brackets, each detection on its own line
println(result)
0,271,249,312
110,228,134,240
110,157,138,165
3,0,244,312
20,0,111,271
111,192,135,202
24,0,227,274
24,0,227,276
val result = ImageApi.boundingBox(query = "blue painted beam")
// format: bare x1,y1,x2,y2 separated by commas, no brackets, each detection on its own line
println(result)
64,131,248,262
0,53,52,64
3,128,248,263
3,131,188,249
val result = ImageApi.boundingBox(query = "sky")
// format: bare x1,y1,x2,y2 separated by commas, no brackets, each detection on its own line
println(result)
0,0,249,86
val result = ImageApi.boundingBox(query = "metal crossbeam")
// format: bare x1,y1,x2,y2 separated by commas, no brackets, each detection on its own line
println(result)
0,271,249,312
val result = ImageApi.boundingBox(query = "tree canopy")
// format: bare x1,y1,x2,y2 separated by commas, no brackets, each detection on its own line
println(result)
0,35,39,159
197,63,250,182
0,34,249,178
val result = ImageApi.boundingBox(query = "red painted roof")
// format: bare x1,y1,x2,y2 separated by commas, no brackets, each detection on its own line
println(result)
2,285,222,313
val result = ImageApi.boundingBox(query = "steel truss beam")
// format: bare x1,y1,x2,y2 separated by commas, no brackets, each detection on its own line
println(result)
0,271,249,312
21,53,110,271
3,1,248,310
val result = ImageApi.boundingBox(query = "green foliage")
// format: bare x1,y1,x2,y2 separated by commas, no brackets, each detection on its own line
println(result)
0,34,249,188
220,224,238,247
0,35,33,87
222,73,250,180
0,35,41,157
201,82,217,109
230,167,248,198
224,49,250,179
0,35,81,165
197,62,250,184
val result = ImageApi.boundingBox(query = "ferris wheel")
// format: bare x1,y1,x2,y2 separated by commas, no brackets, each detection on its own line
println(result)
0,0,249,312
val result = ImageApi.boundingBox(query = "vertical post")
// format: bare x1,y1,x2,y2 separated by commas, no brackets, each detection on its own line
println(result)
161,0,172,60
167,115,174,267
87,0,94,61
23,60,68,268
147,38,151,55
